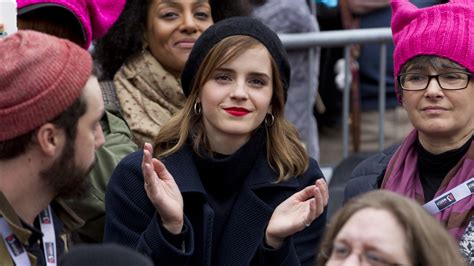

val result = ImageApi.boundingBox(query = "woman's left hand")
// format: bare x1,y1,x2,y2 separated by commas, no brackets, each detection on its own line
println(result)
265,179,328,249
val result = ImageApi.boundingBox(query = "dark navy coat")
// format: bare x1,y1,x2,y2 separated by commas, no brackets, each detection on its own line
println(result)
104,145,327,265
344,145,398,203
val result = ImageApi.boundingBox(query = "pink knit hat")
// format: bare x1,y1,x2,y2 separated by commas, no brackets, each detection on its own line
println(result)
17,0,125,48
0,30,92,141
391,0,474,99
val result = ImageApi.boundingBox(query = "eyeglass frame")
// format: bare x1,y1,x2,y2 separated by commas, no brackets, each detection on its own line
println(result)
397,72,473,91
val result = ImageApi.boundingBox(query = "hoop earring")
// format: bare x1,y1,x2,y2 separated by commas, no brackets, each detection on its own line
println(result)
193,102,202,115
264,113,275,127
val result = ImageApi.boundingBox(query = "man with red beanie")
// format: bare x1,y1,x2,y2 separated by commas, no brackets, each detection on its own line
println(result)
0,30,104,265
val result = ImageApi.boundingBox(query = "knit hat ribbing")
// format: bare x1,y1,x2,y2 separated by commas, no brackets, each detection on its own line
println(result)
391,0,474,99
181,16,290,101
17,0,126,48
0,30,92,141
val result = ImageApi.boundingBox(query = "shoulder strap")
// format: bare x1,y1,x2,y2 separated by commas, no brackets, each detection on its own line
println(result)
423,177,474,214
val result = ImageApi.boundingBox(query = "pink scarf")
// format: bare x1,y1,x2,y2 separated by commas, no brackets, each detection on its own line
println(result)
382,130,474,241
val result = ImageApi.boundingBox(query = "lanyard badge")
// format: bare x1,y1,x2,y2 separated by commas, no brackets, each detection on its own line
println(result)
39,206,57,266
0,205,57,266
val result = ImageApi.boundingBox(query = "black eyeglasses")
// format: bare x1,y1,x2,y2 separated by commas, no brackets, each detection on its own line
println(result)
398,72,472,91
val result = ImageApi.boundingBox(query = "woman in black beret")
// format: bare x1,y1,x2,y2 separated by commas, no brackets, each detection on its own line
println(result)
104,17,328,265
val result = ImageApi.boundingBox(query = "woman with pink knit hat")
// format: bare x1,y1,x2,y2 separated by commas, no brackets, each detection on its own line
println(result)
344,0,473,250
16,0,125,49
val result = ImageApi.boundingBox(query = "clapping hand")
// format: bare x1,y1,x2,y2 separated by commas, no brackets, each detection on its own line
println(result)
265,179,328,249
142,142,184,234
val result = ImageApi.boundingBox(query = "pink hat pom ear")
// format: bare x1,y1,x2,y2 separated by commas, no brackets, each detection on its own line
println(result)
16,0,125,49
87,0,125,41
449,0,471,3
390,0,419,36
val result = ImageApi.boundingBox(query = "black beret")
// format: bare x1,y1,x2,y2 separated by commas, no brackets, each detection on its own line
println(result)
181,16,290,101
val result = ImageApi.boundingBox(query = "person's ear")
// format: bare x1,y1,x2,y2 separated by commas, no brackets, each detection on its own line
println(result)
195,91,202,103
35,123,65,157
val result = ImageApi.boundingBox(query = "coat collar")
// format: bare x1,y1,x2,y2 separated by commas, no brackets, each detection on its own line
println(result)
0,192,31,245
163,144,301,197
0,193,84,243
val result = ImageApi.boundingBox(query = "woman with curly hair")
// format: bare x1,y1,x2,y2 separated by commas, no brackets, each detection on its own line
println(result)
94,0,250,147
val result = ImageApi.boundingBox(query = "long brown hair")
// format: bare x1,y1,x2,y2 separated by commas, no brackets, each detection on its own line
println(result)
317,190,465,266
154,35,308,181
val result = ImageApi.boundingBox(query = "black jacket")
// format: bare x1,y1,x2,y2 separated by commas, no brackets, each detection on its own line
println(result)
343,145,398,203
104,145,327,265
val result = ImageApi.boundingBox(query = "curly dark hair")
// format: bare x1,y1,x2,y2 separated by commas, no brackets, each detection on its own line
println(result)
94,0,252,81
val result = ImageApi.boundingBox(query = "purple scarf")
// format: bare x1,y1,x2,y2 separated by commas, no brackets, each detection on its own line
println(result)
382,130,474,241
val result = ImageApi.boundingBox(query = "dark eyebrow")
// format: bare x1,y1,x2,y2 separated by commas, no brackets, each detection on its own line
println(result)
214,67,235,74
249,72,271,80
160,0,208,4
216,67,271,80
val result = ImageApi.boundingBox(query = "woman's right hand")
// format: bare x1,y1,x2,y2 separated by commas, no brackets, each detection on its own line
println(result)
142,142,184,234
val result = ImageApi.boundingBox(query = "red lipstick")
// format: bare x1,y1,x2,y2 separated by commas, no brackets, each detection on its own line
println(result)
224,107,250,117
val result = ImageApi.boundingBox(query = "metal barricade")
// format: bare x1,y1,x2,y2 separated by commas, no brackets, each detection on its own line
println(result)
279,28,393,159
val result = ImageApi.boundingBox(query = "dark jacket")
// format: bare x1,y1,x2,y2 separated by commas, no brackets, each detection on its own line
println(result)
343,145,398,203
64,83,138,243
0,193,84,266
104,146,327,265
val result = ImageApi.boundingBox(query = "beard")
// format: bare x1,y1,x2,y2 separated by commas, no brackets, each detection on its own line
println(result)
40,137,95,199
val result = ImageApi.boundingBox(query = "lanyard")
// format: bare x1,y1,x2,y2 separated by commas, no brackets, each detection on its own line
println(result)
0,218,31,266
423,177,474,214
39,206,57,266
0,205,57,266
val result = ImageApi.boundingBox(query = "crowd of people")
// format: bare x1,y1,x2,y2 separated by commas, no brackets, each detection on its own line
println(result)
0,0,472,265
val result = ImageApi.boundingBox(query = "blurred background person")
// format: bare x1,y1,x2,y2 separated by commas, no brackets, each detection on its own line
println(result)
318,190,465,266
251,0,321,160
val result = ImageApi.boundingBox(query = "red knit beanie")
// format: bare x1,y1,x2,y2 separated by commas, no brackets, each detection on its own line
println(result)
0,30,92,141
391,0,474,101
